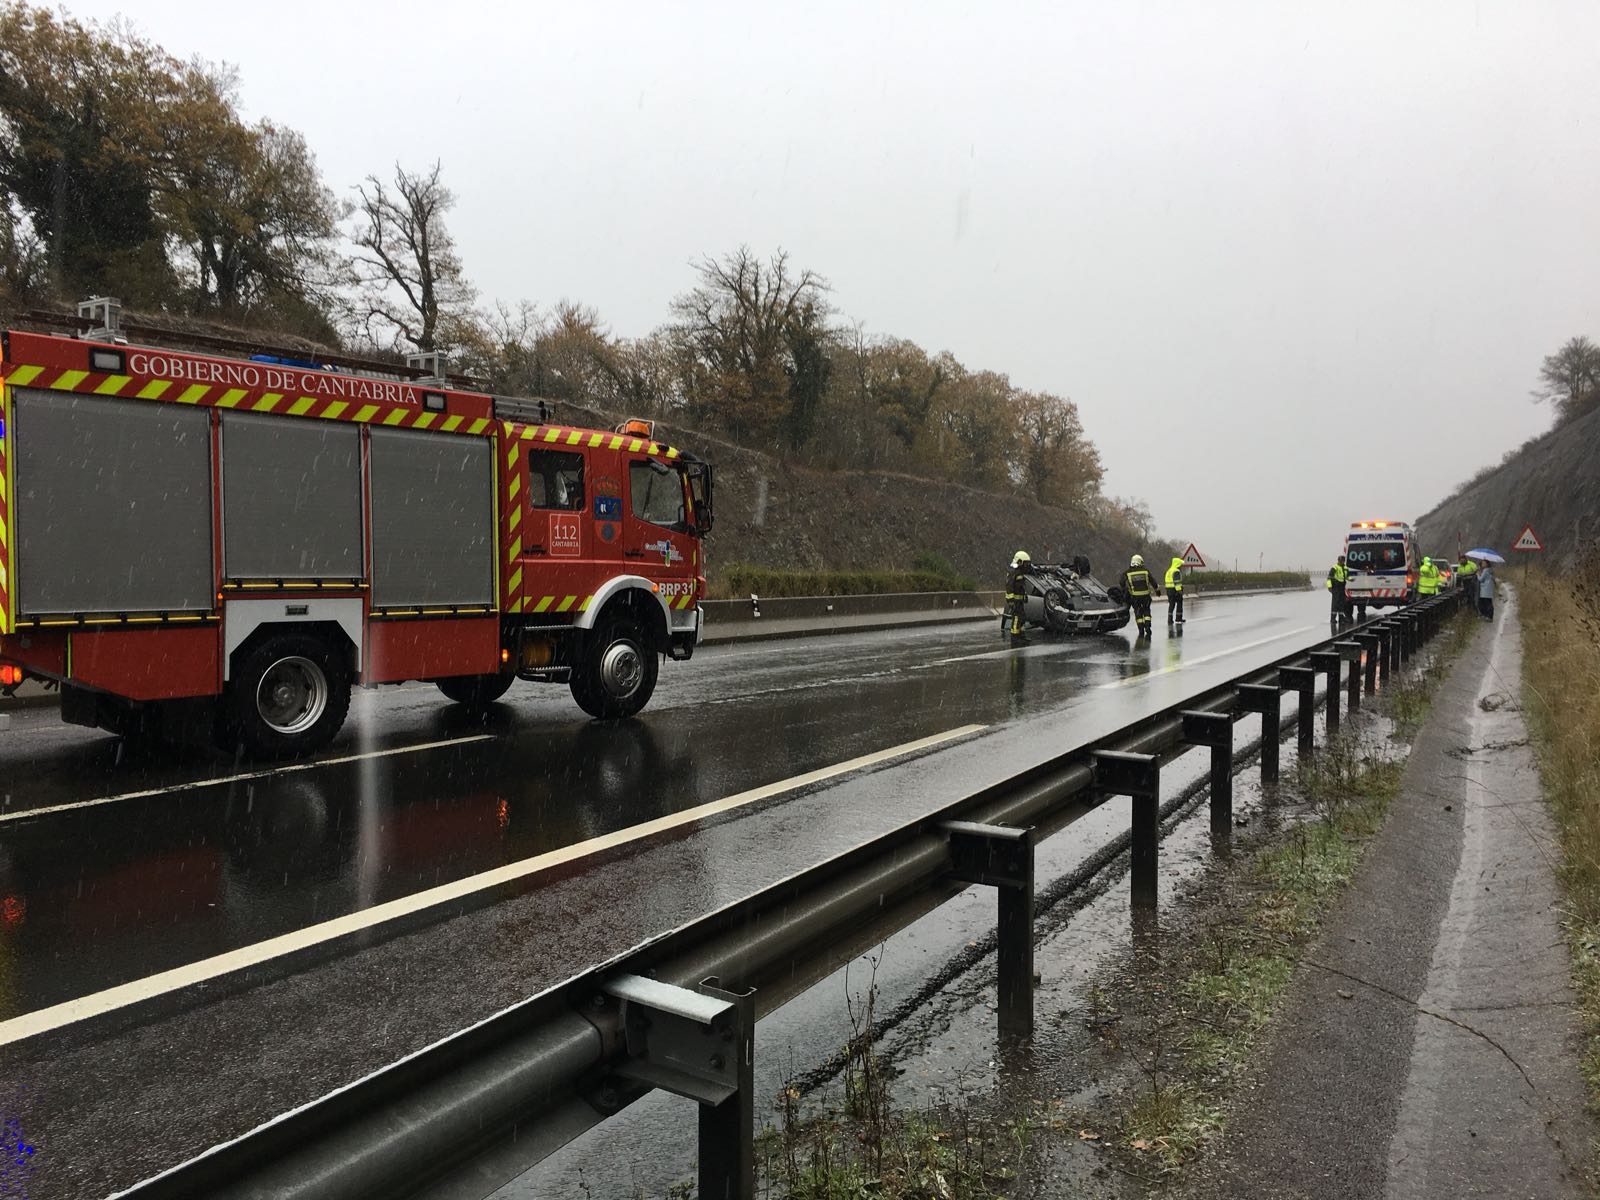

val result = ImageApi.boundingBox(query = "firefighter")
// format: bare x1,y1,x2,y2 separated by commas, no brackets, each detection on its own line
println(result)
1417,556,1441,597
1164,556,1185,626
1120,554,1162,638
1326,554,1350,623
1004,550,1035,645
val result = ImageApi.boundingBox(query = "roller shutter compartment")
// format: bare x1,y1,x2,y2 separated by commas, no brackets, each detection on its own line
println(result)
369,427,495,609
221,411,362,581
13,389,213,616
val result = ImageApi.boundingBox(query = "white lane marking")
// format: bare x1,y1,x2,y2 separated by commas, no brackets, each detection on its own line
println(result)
1096,625,1323,689
0,723,985,1047
0,734,497,825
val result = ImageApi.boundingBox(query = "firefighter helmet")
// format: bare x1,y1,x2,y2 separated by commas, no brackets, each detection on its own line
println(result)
1130,554,1144,567
1011,550,1031,567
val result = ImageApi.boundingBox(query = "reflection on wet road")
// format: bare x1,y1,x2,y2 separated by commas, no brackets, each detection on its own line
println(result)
0,591,1324,1019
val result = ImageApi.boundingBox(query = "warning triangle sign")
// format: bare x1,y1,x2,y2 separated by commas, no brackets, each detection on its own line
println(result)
1181,543,1206,568
1512,524,1544,552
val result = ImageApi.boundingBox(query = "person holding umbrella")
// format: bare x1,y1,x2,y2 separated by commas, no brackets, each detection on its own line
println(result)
1465,548,1505,621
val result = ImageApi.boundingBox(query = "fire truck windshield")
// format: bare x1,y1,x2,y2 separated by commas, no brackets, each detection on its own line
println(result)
631,460,685,528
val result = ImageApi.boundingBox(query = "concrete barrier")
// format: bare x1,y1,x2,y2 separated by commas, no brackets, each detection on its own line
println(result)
700,590,1006,644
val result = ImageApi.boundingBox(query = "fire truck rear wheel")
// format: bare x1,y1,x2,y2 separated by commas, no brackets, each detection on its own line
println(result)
226,634,352,759
436,672,514,709
571,619,658,719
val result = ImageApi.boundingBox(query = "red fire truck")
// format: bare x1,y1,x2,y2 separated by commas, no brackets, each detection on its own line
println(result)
0,300,712,757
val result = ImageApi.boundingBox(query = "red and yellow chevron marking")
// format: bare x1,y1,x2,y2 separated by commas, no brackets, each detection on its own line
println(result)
502,438,524,614
1,361,497,438
0,382,10,635
523,591,694,614
513,422,683,461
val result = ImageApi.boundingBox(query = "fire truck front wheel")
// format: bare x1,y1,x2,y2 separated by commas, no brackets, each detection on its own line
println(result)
225,634,352,758
571,619,659,719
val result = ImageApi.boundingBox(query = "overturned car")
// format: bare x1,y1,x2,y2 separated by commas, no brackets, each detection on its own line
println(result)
1006,558,1131,636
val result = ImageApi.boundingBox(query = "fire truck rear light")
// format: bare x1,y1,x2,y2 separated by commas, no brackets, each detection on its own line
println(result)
90,348,126,373
500,649,511,664
0,666,20,686
423,391,446,412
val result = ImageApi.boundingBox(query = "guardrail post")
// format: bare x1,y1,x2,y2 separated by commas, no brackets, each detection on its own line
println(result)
1237,683,1281,782
1309,651,1341,733
699,979,756,1200
1181,710,1233,836
1383,622,1399,675
1396,615,1412,663
1093,751,1161,908
1358,633,1380,693
943,821,1036,1037
1278,665,1316,753
601,974,755,1200
1334,641,1362,712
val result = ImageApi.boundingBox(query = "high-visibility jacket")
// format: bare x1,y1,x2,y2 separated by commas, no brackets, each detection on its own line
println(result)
1123,567,1155,597
1165,558,1184,592
1327,562,1348,589
1458,560,1478,577
1418,561,1440,595
1005,565,1031,601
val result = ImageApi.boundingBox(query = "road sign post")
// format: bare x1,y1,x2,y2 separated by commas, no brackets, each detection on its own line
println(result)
1512,523,1544,583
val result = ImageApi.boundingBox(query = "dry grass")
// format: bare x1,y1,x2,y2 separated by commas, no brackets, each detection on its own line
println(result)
1517,562,1600,1113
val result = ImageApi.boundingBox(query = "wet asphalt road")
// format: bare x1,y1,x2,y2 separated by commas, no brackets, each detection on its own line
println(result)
0,591,1327,1022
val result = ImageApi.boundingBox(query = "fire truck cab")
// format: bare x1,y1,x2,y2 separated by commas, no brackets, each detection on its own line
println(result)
0,300,712,757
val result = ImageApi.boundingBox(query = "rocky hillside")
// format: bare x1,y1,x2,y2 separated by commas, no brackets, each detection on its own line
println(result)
1415,404,1600,567
592,408,1172,589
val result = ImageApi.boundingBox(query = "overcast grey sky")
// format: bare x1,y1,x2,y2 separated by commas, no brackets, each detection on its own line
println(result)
68,0,1600,568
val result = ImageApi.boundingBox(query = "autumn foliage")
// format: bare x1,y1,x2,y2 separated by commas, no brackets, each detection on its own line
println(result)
1,2,1125,521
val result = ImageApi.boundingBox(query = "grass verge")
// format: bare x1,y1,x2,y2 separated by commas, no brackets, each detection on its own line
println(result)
1516,563,1600,1126
755,963,1035,1199
1118,750,1405,1174
1111,610,1476,1177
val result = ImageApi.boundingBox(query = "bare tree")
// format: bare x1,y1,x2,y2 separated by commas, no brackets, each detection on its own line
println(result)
1534,335,1600,425
349,161,475,352
667,246,830,445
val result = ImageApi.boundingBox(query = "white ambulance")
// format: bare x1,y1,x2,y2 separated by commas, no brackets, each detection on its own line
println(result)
1342,520,1419,614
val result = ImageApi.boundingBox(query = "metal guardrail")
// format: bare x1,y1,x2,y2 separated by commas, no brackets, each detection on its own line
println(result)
116,594,1465,1200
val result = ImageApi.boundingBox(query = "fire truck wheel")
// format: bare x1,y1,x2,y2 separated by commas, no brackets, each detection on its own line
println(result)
436,672,514,708
571,619,658,719
227,634,352,758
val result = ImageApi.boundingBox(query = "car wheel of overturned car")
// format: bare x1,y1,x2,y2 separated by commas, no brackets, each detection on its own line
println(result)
1042,587,1074,633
